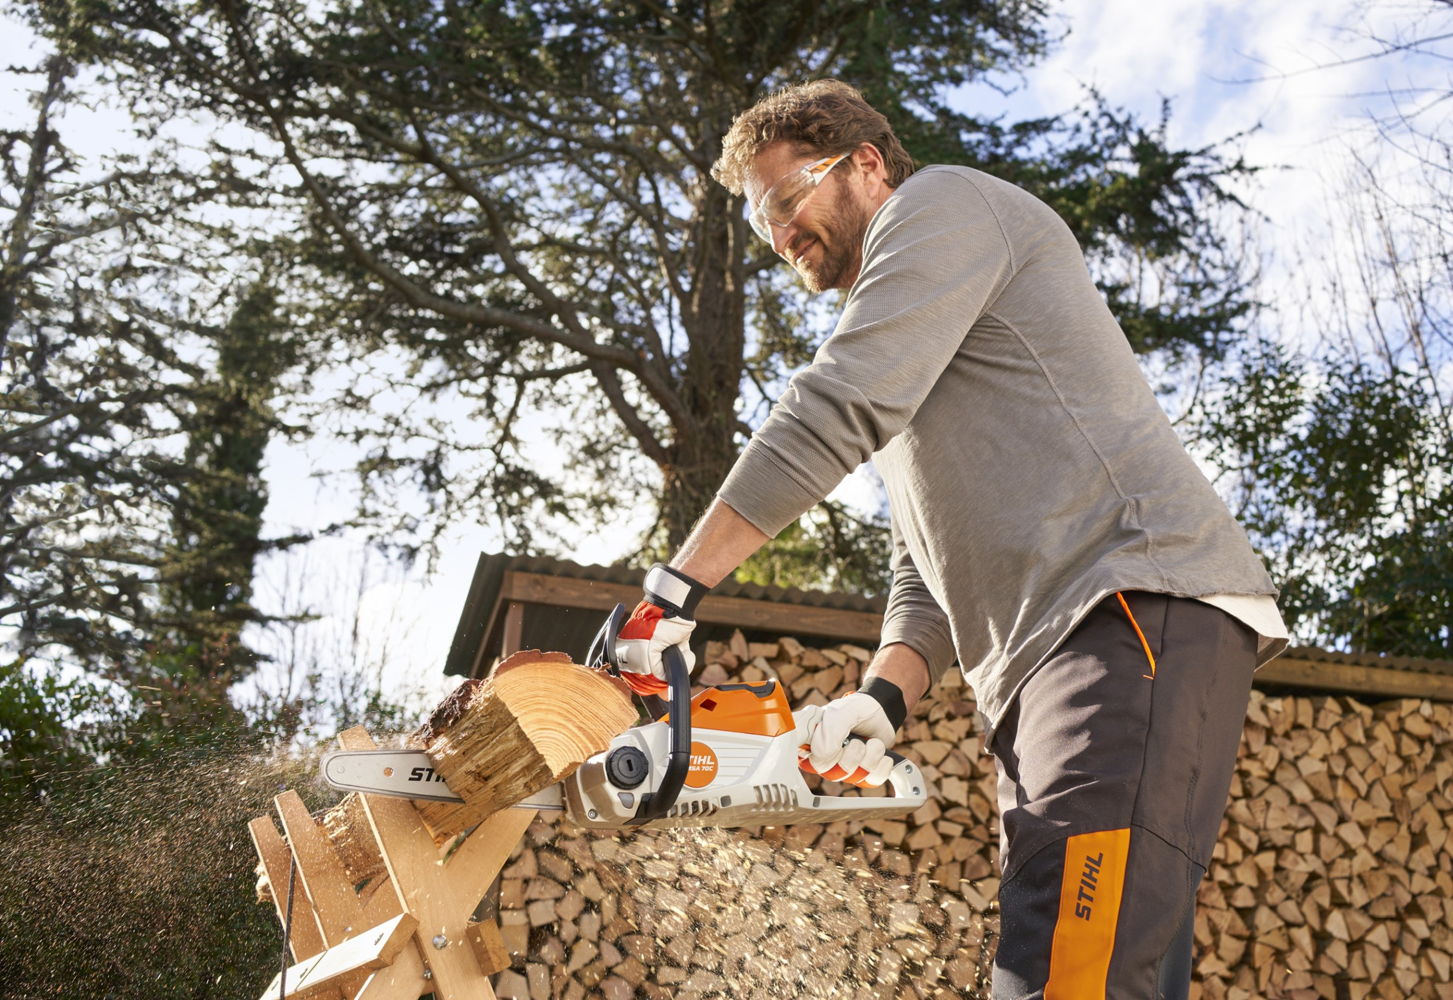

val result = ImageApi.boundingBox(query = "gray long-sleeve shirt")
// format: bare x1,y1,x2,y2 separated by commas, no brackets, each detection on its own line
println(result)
718,165,1279,736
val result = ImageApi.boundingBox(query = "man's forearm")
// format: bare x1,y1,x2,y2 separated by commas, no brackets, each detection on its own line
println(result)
669,497,771,588
864,642,931,713
668,498,931,713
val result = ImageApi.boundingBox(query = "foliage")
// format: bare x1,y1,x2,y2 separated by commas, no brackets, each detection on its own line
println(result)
0,657,121,808
0,572,424,998
0,724,316,999
736,498,895,595
21,0,1262,584
157,279,302,677
0,81,335,998
1198,340,1451,656
0,551,426,997
0,55,306,675
0,564,437,997
1193,130,1453,657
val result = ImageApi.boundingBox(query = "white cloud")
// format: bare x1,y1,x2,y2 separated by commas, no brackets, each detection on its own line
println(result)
967,0,1450,349
1032,0,1222,118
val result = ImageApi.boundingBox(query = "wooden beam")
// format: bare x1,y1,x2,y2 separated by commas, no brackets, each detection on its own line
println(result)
358,775,500,999
500,601,525,658
465,919,512,977
1256,655,1453,702
274,791,377,998
338,726,379,752
491,568,1453,702
274,791,370,945
498,571,634,612
350,946,430,1000
257,913,418,1000
248,816,330,966
441,807,537,917
500,571,884,643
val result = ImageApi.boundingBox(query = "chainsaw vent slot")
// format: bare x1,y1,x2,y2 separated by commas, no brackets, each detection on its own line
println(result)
753,784,798,811
667,799,718,818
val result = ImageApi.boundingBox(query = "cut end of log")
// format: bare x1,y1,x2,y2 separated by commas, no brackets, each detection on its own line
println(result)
491,659,637,775
409,651,638,840
413,650,633,749
493,648,575,676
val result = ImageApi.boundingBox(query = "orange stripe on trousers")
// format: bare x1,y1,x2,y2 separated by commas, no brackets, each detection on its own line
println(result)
1115,592,1157,678
1045,828,1132,1000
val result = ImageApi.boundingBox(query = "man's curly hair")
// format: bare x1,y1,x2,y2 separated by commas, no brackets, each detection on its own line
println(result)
711,80,916,195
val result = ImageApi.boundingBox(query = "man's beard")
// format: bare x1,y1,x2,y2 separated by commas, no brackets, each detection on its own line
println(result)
790,197,873,294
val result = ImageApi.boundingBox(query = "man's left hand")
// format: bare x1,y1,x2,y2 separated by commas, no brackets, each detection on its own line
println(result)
614,562,710,696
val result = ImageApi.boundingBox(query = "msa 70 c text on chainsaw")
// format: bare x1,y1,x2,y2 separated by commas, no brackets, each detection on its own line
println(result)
323,604,932,830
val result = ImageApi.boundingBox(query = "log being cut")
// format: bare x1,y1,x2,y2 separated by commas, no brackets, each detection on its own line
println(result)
409,650,640,841
306,651,637,887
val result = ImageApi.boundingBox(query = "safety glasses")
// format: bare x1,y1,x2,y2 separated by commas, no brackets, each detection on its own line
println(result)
746,153,849,243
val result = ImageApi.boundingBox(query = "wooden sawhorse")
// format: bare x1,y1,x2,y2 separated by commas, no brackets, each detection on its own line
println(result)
248,726,532,1000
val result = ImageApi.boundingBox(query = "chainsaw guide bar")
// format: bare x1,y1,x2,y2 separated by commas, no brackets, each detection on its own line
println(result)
321,749,564,809
321,680,931,830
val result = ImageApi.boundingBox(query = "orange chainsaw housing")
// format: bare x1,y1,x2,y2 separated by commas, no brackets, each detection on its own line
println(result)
660,681,796,738
664,681,876,787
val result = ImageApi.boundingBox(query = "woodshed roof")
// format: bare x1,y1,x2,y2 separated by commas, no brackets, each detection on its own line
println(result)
443,552,1453,702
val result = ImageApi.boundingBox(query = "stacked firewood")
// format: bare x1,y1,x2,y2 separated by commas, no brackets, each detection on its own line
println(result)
1195,692,1453,1000
490,634,1000,1000
489,633,1453,1000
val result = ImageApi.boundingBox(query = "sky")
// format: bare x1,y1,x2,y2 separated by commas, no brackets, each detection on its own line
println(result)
3,1,1449,719
981,1,1444,249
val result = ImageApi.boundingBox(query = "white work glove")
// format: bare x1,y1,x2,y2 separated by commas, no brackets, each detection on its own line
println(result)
614,563,709,696
795,678,908,787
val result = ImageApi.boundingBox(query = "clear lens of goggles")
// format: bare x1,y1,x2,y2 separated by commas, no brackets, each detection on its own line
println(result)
747,154,847,243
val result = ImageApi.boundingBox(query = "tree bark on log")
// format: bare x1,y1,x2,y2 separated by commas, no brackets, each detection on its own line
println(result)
408,650,638,842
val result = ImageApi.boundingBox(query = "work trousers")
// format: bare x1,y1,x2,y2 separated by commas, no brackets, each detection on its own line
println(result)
989,592,1257,1000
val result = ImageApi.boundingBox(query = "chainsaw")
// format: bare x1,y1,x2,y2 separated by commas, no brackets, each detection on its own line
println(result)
322,604,931,829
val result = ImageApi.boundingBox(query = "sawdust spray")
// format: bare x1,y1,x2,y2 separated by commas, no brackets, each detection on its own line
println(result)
503,814,998,999
0,733,995,998
0,732,327,1000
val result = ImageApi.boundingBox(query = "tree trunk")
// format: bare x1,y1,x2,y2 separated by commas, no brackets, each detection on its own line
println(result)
661,183,749,548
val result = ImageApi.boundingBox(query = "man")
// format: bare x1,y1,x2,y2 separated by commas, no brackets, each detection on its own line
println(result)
614,80,1287,999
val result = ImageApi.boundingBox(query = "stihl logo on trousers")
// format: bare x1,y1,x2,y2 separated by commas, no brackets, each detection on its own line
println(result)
1074,851,1104,920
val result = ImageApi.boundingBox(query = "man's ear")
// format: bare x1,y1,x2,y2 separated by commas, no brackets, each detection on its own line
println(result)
850,141,885,176
849,142,892,194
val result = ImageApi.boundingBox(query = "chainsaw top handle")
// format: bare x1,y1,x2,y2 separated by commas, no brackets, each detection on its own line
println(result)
631,643,690,823
587,603,692,824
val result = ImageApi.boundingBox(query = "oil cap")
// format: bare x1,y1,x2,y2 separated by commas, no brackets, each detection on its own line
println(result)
604,746,649,789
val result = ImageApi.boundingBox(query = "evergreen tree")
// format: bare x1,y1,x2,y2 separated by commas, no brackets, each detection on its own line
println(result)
1,56,300,683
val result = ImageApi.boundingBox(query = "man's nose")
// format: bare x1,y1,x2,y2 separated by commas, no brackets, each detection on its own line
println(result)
770,220,795,257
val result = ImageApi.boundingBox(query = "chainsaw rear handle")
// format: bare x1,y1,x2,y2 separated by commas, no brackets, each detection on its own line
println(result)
845,749,928,804
586,603,691,824
804,742,912,788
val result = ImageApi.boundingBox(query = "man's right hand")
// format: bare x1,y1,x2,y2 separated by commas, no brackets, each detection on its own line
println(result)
795,677,909,787
613,563,710,695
